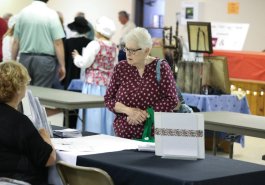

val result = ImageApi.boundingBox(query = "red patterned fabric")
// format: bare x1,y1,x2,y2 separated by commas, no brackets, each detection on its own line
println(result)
0,18,8,62
85,41,116,86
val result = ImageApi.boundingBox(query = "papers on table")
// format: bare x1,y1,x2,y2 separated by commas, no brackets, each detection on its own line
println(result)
138,143,155,152
49,135,134,185
52,134,155,165
53,129,82,138
22,90,53,137
52,135,144,154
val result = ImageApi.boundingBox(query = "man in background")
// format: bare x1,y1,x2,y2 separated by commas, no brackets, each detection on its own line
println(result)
12,0,66,87
0,17,8,62
117,11,136,61
118,10,136,48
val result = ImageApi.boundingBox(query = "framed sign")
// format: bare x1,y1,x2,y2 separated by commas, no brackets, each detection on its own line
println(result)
211,22,249,51
187,21,213,54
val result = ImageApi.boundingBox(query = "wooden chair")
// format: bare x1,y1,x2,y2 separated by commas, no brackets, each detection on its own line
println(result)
56,160,114,185
0,177,30,185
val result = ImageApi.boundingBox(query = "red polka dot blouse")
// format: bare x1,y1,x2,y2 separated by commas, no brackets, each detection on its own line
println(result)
104,59,178,139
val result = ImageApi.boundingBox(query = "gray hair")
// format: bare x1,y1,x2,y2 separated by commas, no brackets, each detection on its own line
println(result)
118,11,129,19
124,27,153,50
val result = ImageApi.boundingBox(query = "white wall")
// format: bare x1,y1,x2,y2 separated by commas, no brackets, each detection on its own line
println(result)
0,0,134,44
164,0,265,51
0,0,31,15
47,0,134,44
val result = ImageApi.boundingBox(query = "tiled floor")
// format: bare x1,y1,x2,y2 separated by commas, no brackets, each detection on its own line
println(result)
48,111,265,166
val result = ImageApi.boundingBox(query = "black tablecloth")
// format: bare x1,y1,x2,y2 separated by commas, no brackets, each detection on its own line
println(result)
77,150,265,185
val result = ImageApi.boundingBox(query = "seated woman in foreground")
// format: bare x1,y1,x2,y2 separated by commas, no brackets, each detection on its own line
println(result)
0,61,56,185
104,27,178,139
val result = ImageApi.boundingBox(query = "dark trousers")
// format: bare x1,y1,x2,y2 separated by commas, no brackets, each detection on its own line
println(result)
19,53,57,87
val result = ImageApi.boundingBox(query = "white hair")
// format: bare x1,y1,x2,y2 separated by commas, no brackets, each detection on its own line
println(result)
124,27,153,49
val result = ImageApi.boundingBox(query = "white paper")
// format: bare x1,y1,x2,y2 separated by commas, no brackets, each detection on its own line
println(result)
155,112,205,160
52,135,143,154
22,90,53,137
138,143,155,152
23,90,39,129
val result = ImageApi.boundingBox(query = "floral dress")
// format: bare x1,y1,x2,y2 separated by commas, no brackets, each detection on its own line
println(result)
76,40,117,135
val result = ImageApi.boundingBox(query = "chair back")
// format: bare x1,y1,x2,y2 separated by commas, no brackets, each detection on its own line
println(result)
0,177,30,185
56,161,114,185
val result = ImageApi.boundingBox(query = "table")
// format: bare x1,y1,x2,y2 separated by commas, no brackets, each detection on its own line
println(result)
183,93,249,139
203,112,265,139
77,150,265,185
183,93,250,157
49,133,143,185
68,81,251,114
203,111,265,158
67,81,251,143
212,50,265,82
28,86,104,129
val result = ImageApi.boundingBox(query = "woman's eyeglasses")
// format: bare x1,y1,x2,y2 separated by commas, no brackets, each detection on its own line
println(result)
123,47,142,55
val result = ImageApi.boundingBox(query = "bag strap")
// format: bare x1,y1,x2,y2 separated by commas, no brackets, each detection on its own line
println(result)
156,59,163,84
155,59,186,104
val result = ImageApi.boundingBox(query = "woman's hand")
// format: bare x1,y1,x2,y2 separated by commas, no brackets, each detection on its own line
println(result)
58,64,66,81
113,102,148,125
127,108,148,125
72,49,80,59
39,128,56,166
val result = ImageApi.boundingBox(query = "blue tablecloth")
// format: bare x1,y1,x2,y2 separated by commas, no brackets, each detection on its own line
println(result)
182,93,250,114
67,79,84,92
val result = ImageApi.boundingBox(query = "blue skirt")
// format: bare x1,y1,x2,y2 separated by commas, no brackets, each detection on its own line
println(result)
76,83,115,135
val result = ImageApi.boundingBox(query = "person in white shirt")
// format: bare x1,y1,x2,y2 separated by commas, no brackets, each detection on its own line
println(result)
2,15,16,61
118,11,136,48
117,11,136,62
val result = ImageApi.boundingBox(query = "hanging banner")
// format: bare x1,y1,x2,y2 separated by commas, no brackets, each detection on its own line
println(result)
211,22,249,51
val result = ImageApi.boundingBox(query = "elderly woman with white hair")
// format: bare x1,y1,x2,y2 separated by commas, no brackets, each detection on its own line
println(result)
104,27,178,139
72,16,117,135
